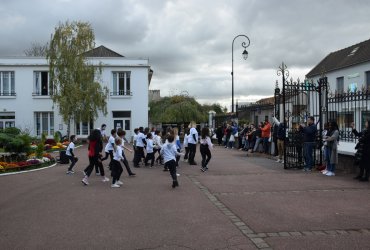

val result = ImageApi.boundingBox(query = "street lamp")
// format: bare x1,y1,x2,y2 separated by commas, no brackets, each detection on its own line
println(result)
231,34,250,113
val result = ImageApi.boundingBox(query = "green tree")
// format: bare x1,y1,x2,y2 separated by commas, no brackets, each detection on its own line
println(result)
201,103,224,114
149,95,207,124
47,21,108,135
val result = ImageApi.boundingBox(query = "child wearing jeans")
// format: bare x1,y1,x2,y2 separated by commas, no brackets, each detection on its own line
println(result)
66,135,78,174
160,134,183,188
110,137,124,188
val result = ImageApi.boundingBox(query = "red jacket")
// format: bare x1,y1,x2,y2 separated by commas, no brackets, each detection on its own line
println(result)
261,122,271,138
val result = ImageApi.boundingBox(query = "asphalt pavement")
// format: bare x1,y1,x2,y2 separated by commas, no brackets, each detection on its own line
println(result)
0,144,369,250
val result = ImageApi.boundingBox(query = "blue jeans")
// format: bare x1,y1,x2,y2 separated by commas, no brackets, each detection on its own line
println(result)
326,147,336,172
303,142,315,170
254,137,263,152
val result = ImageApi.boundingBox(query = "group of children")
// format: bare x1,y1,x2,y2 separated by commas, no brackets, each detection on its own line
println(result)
65,122,214,189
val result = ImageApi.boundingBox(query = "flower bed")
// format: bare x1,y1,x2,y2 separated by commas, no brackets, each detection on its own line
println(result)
0,153,56,174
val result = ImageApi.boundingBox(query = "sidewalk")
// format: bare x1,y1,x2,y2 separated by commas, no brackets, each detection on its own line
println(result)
0,144,369,249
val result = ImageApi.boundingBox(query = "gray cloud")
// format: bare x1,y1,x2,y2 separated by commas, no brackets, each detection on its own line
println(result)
1,0,370,110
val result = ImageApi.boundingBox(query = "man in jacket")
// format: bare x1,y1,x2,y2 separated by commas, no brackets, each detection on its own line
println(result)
300,116,317,171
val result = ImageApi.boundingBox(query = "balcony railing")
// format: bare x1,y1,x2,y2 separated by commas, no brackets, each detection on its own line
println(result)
110,90,132,96
0,92,16,96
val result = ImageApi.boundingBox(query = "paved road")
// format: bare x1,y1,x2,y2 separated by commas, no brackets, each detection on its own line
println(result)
0,145,369,250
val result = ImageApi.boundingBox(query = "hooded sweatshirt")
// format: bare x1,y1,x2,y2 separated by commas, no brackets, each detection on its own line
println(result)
160,142,179,163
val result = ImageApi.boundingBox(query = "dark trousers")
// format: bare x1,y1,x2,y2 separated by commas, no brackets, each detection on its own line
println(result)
188,143,197,164
134,146,145,167
184,147,189,160
155,149,163,164
145,152,155,166
304,142,316,170
200,144,211,168
84,156,105,177
67,155,77,171
165,159,177,181
358,161,370,180
101,150,113,161
263,137,270,154
111,160,123,183
122,152,134,175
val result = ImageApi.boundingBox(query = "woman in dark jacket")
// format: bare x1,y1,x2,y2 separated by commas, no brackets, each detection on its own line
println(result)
351,120,370,182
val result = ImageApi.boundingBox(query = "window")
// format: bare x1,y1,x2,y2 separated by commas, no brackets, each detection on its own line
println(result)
336,77,344,94
33,71,50,96
112,72,131,96
0,71,15,96
76,120,94,136
34,112,54,136
337,112,353,129
0,112,15,129
366,71,370,90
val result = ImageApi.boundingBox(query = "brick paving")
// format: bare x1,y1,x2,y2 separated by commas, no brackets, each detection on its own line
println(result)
0,145,369,249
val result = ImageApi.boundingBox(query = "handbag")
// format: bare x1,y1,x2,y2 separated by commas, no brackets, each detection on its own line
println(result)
234,132,239,137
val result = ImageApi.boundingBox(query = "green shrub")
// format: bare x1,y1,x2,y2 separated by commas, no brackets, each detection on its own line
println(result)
0,129,33,154
2,127,21,135
54,131,61,144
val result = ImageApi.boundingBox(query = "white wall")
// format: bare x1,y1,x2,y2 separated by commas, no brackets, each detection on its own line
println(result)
0,57,150,139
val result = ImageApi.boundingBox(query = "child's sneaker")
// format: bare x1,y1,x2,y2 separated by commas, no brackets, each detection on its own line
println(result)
116,180,123,185
102,176,110,182
81,177,89,185
111,183,120,188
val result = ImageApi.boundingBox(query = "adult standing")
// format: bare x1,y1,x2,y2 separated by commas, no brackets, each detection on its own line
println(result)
351,120,370,182
322,121,339,176
299,116,318,172
216,125,223,146
188,121,198,165
261,120,271,154
272,116,286,163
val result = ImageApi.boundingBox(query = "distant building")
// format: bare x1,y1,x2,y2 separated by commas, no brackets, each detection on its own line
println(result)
237,97,274,125
149,90,161,102
0,45,153,140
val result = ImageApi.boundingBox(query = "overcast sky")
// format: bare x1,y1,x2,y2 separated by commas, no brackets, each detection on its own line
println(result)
1,0,370,110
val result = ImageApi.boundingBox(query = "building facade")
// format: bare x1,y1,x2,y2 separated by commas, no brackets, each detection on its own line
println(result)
306,38,370,132
0,46,152,140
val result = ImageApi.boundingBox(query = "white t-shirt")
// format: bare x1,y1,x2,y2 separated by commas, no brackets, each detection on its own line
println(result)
66,142,75,156
154,135,162,149
183,134,189,147
146,139,154,153
200,136,213,149
188,127,198,144
136,132,145,147
105,135,115,152
113,146,124,161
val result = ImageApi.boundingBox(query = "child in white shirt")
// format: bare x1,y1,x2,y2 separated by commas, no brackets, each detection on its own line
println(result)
110,137,124,188
66,135,78,174
160,134,183,188
144,133,155,167
199,127,213,172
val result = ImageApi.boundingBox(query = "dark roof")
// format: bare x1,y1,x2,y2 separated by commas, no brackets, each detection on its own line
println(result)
306,38,370,78
83,45,124,57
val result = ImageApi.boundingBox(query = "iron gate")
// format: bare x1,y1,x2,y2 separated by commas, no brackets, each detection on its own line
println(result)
275,63,328,169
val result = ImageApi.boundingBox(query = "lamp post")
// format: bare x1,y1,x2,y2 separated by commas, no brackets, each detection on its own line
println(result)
231,34,250,113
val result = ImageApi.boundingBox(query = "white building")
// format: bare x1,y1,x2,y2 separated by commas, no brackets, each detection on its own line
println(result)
306,38,370,132
0,46,153,140
306,38,370,155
